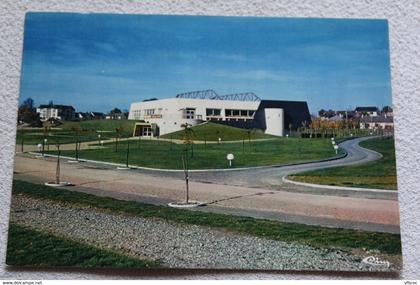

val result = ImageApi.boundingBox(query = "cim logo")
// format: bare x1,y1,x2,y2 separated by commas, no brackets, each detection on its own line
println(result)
362,256,390,268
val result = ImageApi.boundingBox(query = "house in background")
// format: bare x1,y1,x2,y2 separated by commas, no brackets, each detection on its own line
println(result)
76,111,106,120
106,112,127,120
359,115,394,130
90,112,106,119
36,104,75,121
355,106,379,117
106,108,127,120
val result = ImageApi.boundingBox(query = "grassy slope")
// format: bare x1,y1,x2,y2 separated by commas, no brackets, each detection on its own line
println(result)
61,119,138,135
53,137,341,169
290,137,397,190
16,120,139,145
161,122,273,141
6,224,161,268
11,180,401,255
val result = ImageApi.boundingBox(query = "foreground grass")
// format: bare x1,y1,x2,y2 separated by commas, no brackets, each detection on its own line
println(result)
12,180,401,255
161,122,273,141
6,224,161,268
290,137,397,190
51,137,340,169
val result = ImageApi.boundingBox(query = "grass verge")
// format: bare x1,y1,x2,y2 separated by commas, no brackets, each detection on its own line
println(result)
289,137,397,190
16,119,139,145
12,179,401,255
49,137,341,169
6,224,161,268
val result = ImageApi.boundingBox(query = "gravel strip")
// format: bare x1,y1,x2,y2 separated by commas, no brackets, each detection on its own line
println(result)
9,194,397,271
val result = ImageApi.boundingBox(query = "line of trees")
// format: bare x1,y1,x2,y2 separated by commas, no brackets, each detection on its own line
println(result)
17,97,41,127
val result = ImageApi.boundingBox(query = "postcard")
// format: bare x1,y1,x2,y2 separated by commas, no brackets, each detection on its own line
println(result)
7,12,401,272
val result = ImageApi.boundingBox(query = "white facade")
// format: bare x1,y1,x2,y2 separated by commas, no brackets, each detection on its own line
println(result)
263,108,284,136
36,106,75,121
37,107,57,120
128,97,284,136
360,121,394,130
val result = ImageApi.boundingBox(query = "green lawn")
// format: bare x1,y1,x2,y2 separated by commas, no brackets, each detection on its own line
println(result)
6,224,161,268
11,180,401,255
50,137,341,169
161,122,273,141
289,137,398,190
61,119,138,136
16,119,139,146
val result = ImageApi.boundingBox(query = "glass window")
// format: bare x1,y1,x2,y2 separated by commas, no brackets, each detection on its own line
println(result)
183,108,196,119
206,108,221,116
144,109,155,116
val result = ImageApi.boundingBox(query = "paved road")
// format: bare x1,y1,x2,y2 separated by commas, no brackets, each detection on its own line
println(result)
12,136,400,233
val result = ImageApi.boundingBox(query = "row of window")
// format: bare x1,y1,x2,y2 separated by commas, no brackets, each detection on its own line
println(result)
225,109,255,118
207,108,255,118
132,108,256,119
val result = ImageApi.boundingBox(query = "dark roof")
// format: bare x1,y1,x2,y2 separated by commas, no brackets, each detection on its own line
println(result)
360,115,393,123
39,104,75,110
90,112,105,116
382,106,393,112
254,100,311,130
355,106,378,112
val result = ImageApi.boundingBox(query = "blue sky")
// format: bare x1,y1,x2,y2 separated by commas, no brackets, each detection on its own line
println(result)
20,13,392,114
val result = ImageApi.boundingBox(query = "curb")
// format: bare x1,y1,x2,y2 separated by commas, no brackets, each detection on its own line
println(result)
281,176,395,194
26,149,348,173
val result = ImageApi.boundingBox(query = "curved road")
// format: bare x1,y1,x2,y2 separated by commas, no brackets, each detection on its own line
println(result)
13,136,400,233
121,136,392,199
181,136,383,187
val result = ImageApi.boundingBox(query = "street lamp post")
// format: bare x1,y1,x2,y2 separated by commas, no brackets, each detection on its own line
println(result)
21,132,24,152
42,138,47,156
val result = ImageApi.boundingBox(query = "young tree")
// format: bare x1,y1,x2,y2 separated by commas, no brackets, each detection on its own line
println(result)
181,123,194,157
115,127,124,152
180,123,194,203
71,127,82,161
110,108,122,114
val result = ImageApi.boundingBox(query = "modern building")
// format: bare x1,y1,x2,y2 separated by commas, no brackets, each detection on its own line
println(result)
36,104,75,121
128,90,311,137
